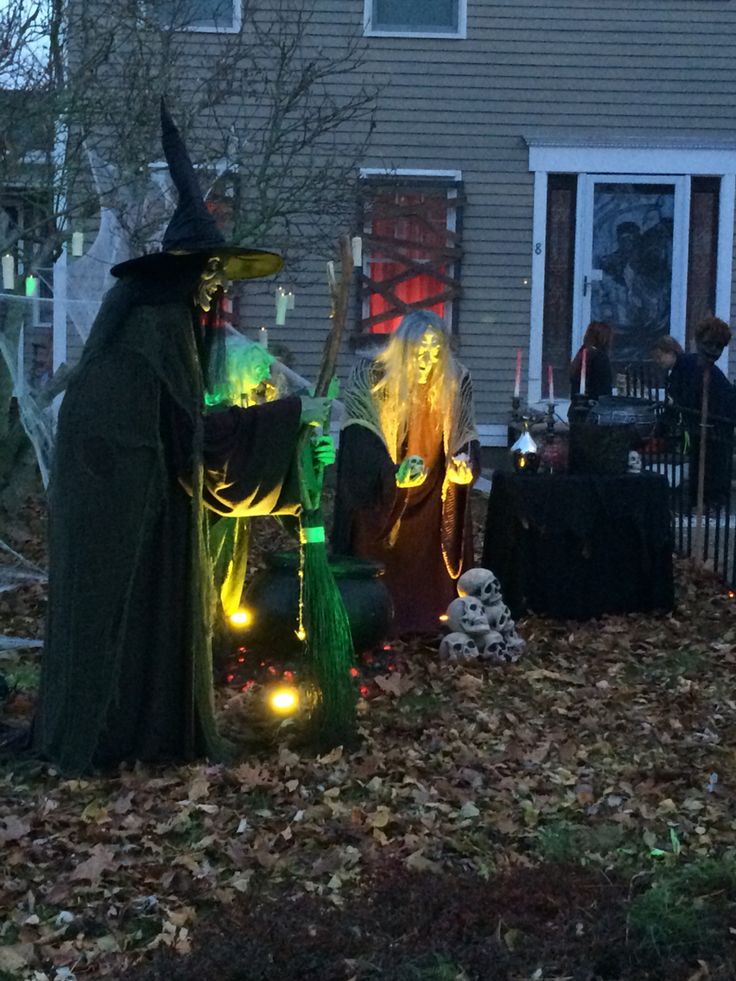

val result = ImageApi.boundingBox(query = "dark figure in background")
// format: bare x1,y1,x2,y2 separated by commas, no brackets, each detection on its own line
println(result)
570,320,614,399
33,105,331,773
651,334,685,422
654,319,736,507
332,310,480,635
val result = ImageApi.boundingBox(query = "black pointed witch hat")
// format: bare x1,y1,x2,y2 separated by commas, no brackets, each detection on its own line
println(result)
111,100,283,280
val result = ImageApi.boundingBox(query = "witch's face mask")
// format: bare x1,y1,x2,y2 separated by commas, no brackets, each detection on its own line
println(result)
196,256,229,312
416,329,442,384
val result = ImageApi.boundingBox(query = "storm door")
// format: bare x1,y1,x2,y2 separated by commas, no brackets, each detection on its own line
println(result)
574,175,689,373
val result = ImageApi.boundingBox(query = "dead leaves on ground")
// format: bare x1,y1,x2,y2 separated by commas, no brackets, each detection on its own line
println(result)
2,521,736,975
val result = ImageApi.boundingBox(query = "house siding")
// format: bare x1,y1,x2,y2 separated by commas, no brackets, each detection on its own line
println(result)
240,0,736,430
65,0,736,434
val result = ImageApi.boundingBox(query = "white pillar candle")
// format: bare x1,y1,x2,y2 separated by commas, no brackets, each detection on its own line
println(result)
287,290,295,311
275,288,288,326
259,326,269,349
2,254,14,290
71,231,84,257
351,235,363,266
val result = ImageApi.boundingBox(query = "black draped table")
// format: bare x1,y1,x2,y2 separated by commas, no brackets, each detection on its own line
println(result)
481,472,674,620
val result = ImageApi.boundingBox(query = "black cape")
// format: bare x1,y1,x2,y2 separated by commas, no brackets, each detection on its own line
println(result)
34,272,301,772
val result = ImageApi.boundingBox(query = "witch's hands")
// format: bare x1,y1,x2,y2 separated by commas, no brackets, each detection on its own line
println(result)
447,452,474,485
300,396,331,427
311,435,336,468
396,454,427,488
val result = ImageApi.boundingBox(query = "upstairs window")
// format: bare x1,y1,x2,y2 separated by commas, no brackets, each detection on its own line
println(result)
152,0,241,32
358,175,463,335
364,0,466,37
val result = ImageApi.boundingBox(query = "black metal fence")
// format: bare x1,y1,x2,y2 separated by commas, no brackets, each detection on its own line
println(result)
624,364,736,589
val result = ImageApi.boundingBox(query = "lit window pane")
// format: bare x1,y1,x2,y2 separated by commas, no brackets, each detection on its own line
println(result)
373,0,458,32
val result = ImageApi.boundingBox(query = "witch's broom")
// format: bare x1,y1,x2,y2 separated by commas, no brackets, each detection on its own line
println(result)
297,235,356,750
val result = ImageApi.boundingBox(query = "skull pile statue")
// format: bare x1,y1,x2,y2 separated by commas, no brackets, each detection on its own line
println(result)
438,566,527,667
439,632,480,664
454,566,527,661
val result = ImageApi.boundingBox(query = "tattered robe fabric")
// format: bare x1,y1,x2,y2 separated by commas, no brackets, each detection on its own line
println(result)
332,360,480,635
34,276,301,773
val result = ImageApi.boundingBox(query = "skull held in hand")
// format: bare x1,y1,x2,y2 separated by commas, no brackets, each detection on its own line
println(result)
439,632,480,664
457,567,502,608
447,596,490,637
479,630,507,664
485,599,513,636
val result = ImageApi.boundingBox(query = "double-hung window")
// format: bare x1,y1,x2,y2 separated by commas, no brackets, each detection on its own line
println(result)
358,174,463,335
364,0,466,38
151,0,241,32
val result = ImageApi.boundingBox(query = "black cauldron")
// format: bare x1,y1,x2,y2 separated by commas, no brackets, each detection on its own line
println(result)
586,396,660,438
242,551,393,657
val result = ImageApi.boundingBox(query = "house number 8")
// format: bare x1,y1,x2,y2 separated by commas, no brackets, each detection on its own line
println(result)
534,243,542,255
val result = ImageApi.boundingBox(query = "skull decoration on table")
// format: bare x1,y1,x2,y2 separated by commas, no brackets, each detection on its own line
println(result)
627,450,642,474
439,632,480,664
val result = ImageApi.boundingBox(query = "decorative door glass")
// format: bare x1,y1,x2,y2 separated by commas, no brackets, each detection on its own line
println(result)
591,182,675,365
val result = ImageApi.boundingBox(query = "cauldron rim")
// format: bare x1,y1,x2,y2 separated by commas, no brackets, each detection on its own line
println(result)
264,550,386,579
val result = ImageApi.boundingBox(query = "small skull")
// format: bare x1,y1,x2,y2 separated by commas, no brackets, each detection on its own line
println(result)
479,630,507,664
504,633,526,661
485,600,513,636
628,450,642,474
447,596,490,637
457,567,502,607
439,632,480,664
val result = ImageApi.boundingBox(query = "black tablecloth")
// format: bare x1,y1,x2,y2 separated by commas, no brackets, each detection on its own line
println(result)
481,472,674,620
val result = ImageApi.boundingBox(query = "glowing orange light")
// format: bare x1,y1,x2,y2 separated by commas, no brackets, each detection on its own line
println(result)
229,608,252,628
268,686,300,715
295,627,307,641
349,667,360,678
438,613,449,622
728,590,735,599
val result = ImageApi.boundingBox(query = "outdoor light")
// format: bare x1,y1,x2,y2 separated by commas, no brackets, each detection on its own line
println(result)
229,608,252,628
268,685,300,716
510,425,539,474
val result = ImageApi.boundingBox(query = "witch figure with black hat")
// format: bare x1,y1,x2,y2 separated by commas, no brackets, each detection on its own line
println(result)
33,102,333,773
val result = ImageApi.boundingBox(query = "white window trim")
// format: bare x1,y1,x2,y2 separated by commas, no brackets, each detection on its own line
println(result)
359,168,463,336
363,0,467,39
526,142,736,406
150,0,241,34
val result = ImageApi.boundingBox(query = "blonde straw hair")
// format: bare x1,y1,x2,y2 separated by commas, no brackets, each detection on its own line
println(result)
372,310,460,462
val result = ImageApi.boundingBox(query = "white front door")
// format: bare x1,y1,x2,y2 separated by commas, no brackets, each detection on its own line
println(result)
573,174,690,368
